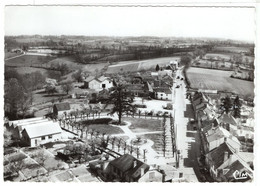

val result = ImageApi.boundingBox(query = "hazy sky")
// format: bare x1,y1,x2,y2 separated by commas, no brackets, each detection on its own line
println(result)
5,6,255,42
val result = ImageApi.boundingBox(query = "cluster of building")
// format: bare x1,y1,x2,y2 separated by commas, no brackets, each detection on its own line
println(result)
191,91,254,182
89,154,196,182
81,70,175,102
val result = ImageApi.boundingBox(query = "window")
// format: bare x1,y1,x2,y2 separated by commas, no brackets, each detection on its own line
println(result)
41,136,45,140
48,135,52,139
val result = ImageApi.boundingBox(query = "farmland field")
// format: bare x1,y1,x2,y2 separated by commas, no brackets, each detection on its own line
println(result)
212,46,251,53
186,67,254,97
7,66,48,75
5,54,55,67
106,56,180,73
204,53,254,63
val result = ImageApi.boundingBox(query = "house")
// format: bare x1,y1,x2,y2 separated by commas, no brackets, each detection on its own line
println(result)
12,119,50,140
124,82,152,98
205,142,253,182
107,154,150,182
84,76,113,90
138,168,164,182
201,124,241,153
195,103,215,128
154,87,172,100
21,122,62,147
53,102,71,117
218,113,238,136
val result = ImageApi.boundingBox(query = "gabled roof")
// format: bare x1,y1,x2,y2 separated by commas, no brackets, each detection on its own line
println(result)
218,113,238,126
154,87,172,94
23,122,62,139
54,102,70,111
207,142,233,169
109,154,149,176
98,76,108,82
84,76,109,83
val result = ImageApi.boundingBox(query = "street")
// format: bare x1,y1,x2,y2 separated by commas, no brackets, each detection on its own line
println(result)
173,68,206,181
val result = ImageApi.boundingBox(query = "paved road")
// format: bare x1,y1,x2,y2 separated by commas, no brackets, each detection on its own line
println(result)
173,68,206,181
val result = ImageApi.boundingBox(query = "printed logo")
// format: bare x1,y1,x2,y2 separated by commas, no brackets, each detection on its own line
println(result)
233,170,250,180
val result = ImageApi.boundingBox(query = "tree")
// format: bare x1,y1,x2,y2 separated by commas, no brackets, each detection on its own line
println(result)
35,149,48,166
220,96,232,114
180,56,192,68
155,64,160,71
107,84,135,124
5,78,31,119
72,69,83,82
61,81,74,95
233,96,241,118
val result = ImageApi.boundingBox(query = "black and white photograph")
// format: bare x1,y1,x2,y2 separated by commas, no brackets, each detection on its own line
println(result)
2,1,258,184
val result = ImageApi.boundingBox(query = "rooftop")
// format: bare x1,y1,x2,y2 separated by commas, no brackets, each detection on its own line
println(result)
109,154,149,175
207,142,233,169
23,122,62,139
218,113,238,126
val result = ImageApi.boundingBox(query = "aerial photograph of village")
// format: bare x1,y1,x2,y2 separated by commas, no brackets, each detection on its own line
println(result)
3,5,255,183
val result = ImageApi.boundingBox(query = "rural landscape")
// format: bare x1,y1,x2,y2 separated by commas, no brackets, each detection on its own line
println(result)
4,6,255,184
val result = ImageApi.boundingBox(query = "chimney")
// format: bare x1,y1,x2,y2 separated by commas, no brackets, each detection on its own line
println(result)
224,151,229,162
133,160,137,168
140,168,145,177
228,154,233,166
224,137,227,142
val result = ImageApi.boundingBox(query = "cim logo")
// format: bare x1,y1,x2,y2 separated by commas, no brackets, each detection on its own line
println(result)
233,170,250,180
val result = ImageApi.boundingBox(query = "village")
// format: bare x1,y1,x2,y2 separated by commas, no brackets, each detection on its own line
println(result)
4,52,254,182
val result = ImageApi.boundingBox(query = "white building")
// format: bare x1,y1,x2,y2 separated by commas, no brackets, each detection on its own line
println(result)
21,122,62,147
154,88,172,100
84,76,113,90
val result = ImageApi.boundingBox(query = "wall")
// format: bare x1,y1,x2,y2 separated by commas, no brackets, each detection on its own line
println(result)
27,133,62,147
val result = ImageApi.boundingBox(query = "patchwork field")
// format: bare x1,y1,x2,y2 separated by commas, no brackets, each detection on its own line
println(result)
204,53,254,63
106,56,180,73
5,55,55,67
186,67,254,97
212,46,251,53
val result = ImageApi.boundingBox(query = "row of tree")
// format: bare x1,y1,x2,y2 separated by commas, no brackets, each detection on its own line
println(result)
220,95,241,118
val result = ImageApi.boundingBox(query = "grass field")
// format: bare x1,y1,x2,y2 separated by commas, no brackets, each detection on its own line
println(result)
4,52,23,59
5,55,55,67
186,67,254,97
106,56,180,73
88,124,124,135
204,53,254,63
123,117,163,133
8,67,48,75
212,46,251,53
193,59,232,69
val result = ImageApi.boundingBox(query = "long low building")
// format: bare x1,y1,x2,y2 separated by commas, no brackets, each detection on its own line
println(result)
21,122,62,147
7,117,63,147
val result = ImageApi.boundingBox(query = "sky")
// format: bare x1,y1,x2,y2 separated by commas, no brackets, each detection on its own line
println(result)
4,6,255,42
